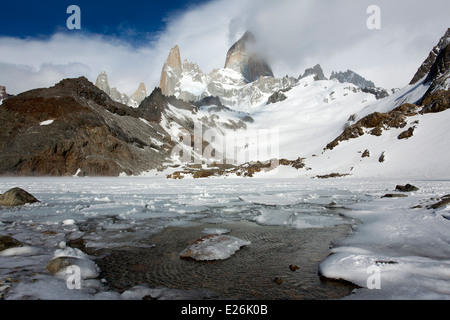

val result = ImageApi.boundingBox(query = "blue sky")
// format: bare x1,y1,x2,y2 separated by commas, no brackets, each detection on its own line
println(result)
0,1,209,42
0,0,449,95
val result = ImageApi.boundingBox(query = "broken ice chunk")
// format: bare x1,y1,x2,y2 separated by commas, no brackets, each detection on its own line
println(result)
180,235,250,261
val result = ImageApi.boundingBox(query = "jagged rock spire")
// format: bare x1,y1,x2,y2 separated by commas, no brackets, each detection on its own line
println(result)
132,82,147,105
160,45,182,96
95,71,110,95
224,31,274,83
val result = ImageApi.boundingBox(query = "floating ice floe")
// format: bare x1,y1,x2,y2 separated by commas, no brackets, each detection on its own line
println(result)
180,234,250,261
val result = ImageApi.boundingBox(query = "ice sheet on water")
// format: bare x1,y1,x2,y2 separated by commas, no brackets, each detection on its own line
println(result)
319,181,450,299
239,192,303,206
0,246,40,257
1,177,449,300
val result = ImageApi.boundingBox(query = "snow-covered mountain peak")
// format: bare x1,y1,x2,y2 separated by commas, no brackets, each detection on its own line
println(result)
298,64,328,81
329,69,390,100
330,70,375,89
157,42,296,111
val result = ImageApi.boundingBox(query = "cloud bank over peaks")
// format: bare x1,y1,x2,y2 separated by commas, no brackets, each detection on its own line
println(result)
0,0,449,95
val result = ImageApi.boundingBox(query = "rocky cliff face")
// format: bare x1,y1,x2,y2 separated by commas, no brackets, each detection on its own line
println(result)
419,43,450,113
423,43,450,91
410,28,450,85
224,31,274,83
159,45,182,97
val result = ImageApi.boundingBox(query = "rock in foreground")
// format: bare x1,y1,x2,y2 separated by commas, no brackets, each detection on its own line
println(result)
0,188,40,207
0,235,23,252
395,184,419,192
47,256,99,279
180,235,250,261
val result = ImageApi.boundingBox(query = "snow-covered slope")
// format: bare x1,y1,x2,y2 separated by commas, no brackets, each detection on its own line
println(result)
354,76,430,119
304,108,450,179
297,31,450,180
247,75,377,160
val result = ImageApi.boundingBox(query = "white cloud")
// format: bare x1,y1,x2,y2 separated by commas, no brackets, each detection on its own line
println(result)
0,33,162,94
0,0,449,95
0,62,91,94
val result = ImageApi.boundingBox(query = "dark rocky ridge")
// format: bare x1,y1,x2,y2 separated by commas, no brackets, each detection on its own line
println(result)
0,77,174,176
138,87,197,123
0,76,251,176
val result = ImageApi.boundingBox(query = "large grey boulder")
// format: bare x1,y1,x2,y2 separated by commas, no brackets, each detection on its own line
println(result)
0,188,40,207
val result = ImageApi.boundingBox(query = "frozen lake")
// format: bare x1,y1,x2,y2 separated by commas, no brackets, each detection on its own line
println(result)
0,177,449,300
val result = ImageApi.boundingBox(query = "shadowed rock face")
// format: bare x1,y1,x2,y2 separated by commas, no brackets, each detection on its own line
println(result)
410,28,450,85
224,31,274,83
419,41,450,113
